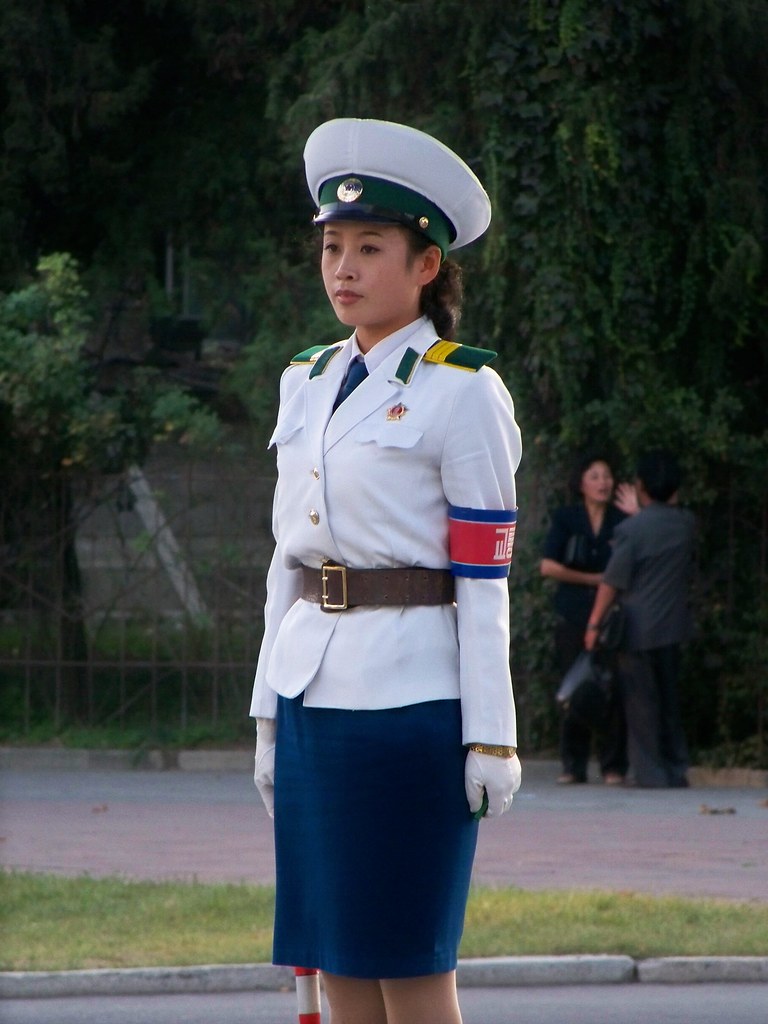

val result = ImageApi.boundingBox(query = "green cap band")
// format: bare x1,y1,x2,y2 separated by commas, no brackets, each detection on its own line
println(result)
315,175,455,258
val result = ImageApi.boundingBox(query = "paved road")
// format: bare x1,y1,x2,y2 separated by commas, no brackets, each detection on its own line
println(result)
2,756,767,1015
1,983,766,1024
1,759,767,901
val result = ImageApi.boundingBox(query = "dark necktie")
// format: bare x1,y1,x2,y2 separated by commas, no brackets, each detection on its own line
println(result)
333,355,369,410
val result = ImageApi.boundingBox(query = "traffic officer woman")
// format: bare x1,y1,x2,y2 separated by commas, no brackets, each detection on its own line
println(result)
251,117,522,1024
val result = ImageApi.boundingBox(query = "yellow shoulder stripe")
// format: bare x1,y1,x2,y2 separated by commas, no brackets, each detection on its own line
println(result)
423,340,497,372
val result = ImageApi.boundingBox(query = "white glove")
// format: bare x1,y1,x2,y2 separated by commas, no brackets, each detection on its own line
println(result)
464,750,522,818
254,717,276,818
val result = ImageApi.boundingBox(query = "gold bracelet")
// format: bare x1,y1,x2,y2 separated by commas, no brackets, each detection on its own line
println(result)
467,743,517,759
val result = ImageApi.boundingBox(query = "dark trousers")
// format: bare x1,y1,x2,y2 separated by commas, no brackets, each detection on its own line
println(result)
555,617,627,780
618,645,689,787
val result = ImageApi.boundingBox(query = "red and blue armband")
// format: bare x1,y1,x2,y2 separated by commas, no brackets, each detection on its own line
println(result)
448,505,517,579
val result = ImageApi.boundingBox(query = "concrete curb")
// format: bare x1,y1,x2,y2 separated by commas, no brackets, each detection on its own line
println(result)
456,955,636,986
637,956,768,984
0,964,294,999
687,766,768,789
2,957,768,999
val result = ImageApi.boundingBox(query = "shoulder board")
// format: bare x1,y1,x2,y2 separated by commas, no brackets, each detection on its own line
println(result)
423,340,497,372
289,343,344,378
290,344,334,365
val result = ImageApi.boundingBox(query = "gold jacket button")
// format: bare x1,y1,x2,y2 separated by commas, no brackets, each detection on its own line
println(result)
308,509,320,525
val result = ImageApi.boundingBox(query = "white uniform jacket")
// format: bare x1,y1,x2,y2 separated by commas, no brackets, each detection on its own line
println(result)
250,317,522,745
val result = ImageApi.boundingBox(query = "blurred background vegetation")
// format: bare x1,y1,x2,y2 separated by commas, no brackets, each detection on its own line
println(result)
0,0,765,765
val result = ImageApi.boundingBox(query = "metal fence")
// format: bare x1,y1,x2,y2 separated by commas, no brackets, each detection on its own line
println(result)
0,442,276,736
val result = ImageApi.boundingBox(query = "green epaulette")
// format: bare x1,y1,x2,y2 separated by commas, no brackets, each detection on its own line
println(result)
290,344,330,364
393,340,497,385
423,340,497,372
290,339,496,386
289,342,344,378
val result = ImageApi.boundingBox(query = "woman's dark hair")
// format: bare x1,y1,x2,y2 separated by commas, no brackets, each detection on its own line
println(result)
567,451,615,502
404,229,464,340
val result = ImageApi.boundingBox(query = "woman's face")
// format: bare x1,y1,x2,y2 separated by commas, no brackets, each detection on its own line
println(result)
580,460,614,504
320,221,439,350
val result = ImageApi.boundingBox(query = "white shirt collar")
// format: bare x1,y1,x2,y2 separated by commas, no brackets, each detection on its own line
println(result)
350,317,431,374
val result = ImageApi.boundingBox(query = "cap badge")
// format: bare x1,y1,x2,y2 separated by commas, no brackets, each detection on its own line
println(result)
386,403,408,421
337,177,364,203
418,216,429,230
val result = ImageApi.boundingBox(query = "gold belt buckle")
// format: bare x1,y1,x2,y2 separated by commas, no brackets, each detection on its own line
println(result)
321,563,348,611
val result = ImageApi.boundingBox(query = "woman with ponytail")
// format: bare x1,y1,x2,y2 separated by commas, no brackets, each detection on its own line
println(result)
251,118,522,1024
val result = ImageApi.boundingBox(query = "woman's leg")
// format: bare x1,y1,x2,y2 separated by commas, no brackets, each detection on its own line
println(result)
597,652,628,779
322,972,387,1024
322,970,462,1024
555,617,591,781
381,971,462,1024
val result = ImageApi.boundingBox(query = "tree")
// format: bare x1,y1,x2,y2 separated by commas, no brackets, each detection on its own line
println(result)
255,0,768,759
0,0,352,292
1,1,765,758
0,253,220,720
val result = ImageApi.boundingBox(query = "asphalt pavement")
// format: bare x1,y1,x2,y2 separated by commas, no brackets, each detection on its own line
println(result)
3,984,768,1024
1,749,767,998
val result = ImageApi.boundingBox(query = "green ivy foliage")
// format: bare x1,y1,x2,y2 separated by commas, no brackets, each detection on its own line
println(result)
258,0,767,761
0,1,764,758
0,252,224,719
0,254,220,474
472,1,767,461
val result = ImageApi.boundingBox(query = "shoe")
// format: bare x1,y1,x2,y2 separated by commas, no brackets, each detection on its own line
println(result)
557,773,587,784
603,773,626,786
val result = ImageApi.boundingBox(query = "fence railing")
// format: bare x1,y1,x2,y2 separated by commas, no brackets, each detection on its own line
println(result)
0,444,276,735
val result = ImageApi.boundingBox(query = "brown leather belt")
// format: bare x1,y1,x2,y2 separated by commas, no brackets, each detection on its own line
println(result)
301,562,455,612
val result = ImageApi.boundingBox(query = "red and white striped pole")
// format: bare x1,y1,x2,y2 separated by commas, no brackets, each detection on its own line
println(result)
294,967,322,1024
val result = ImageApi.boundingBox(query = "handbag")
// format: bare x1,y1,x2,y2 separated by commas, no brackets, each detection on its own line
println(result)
597,602,626,651
556,650,595,706
563,533,590,568
556,650,613,729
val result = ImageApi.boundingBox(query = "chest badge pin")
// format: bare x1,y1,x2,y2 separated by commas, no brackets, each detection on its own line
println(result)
386,403,408,421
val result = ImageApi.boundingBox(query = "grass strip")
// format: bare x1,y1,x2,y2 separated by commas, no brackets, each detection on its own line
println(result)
2,872,767,972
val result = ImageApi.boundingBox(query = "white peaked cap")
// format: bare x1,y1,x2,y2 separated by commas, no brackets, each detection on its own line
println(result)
304,117,492,254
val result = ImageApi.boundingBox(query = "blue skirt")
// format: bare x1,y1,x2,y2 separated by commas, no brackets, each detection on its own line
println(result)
273,696,478,979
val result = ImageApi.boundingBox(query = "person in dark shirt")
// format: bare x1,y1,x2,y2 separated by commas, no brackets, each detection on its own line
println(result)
585,450,695,787
541,453,634,784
